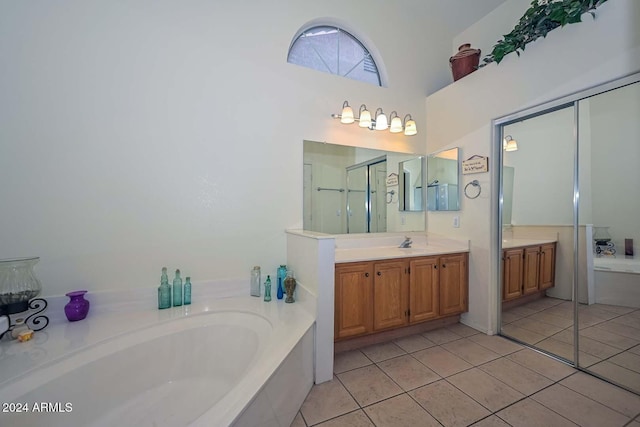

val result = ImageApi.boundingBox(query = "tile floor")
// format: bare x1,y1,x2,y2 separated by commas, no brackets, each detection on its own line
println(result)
501,297,640,394
292,321,640,427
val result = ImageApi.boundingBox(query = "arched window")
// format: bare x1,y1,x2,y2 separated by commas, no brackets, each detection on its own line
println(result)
287,26,381,86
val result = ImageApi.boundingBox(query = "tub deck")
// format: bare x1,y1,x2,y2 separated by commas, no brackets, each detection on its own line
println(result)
0,295,314,426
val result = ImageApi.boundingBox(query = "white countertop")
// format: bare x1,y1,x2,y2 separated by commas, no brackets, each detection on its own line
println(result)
501,238,557,249
335,238,469,263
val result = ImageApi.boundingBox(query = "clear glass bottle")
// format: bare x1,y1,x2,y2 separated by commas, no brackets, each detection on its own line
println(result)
263,275,272,302
158,267,172,309
183,277,192,305
277,265,287,300
250,266,261,297
172,269,183,307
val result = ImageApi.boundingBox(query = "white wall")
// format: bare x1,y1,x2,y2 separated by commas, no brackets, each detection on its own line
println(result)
426,0,640,333
0,0,506,297
588,83,640,255
503,107,575,226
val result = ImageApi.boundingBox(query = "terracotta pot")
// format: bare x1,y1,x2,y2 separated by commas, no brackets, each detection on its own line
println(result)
450,44,481,81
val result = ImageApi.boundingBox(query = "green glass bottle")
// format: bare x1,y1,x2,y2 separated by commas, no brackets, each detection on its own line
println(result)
173,269,182,306
158,267,171,309
263,275,272,302
184,277,192,305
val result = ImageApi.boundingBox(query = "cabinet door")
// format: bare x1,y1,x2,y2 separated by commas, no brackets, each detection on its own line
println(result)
409,256,439,323
503,248,524,301
523,246,540,295
335,262,373,340
439,253,468,316
373,260,409,331
539,243,556,290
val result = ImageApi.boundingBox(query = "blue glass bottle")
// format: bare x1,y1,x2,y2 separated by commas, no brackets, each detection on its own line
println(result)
277,265,287,300
173,269,182,306
264,275,272,302
158,267,171,309
184,276,192,305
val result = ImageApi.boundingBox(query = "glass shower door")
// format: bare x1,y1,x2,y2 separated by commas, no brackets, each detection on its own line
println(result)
346,165,368,233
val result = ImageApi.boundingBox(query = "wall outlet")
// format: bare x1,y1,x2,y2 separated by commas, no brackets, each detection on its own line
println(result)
401,216,406,225
453,216,460,228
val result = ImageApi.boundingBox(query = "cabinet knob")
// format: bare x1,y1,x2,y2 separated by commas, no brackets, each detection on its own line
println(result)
365,272,369,277
442,264,447,268
434,265,438,269
377,271,382,276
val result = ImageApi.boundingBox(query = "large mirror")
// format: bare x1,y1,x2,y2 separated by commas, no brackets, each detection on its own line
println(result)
500,105,576,364
303,140,426,234
427,147,460,211
498,75,640,394
399,156,425,212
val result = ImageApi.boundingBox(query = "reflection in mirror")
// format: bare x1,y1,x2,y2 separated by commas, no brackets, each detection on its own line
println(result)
303,140,425,234
576,81,640,393
346,157,386,233
498,75,640,393
399,157,424,212
427,147,459,211
500,105,576,364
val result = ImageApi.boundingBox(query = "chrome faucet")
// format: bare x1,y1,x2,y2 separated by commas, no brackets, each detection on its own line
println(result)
399,237,412,248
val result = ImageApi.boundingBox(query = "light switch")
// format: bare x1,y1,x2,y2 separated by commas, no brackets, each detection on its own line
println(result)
453,216,460,228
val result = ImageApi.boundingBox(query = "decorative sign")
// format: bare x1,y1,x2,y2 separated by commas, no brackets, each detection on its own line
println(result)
386,172,398,186
462,155,489,174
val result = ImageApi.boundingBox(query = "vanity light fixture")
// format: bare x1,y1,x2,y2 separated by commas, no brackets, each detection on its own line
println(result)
389,111,403,133
358,104,372,128
331,101,418,136
503,135,518,151
340,101,354,124
374,108,388,130
403,114,417,136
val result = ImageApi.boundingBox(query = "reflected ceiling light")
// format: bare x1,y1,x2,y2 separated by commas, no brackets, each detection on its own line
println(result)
358,104,371,128
340,101,354,124
331,101,417,136
389,111,403,133
503,135,518,151
403,114,417,136
374,108,388,130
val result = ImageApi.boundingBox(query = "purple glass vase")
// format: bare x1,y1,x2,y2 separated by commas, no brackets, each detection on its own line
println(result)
64,290,90,322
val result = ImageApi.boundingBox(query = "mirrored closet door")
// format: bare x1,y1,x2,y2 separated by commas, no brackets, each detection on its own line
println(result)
497,73,640,394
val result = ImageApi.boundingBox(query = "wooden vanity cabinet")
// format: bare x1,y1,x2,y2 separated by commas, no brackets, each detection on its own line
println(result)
334,262,373,340
409,257,439,323
335,252,468,341
539,243,556,290
502,242,556,302
503,248,524,301
523,247,541,296
439,253,468,316
373,260,409,331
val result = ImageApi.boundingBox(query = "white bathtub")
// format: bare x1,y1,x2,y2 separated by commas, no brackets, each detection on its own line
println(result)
0,296,314,427
593,257,640,308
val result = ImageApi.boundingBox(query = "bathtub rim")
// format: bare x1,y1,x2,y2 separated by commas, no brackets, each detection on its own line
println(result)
0,296,315,427
593,256,640,274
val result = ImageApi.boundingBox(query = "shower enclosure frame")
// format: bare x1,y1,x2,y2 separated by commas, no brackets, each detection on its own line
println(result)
346,155,387,234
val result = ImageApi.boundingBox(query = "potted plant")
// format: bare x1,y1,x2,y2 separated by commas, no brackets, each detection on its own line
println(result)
482,0,610,65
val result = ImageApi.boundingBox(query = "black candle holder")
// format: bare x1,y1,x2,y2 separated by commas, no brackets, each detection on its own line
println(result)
0,298,49,340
